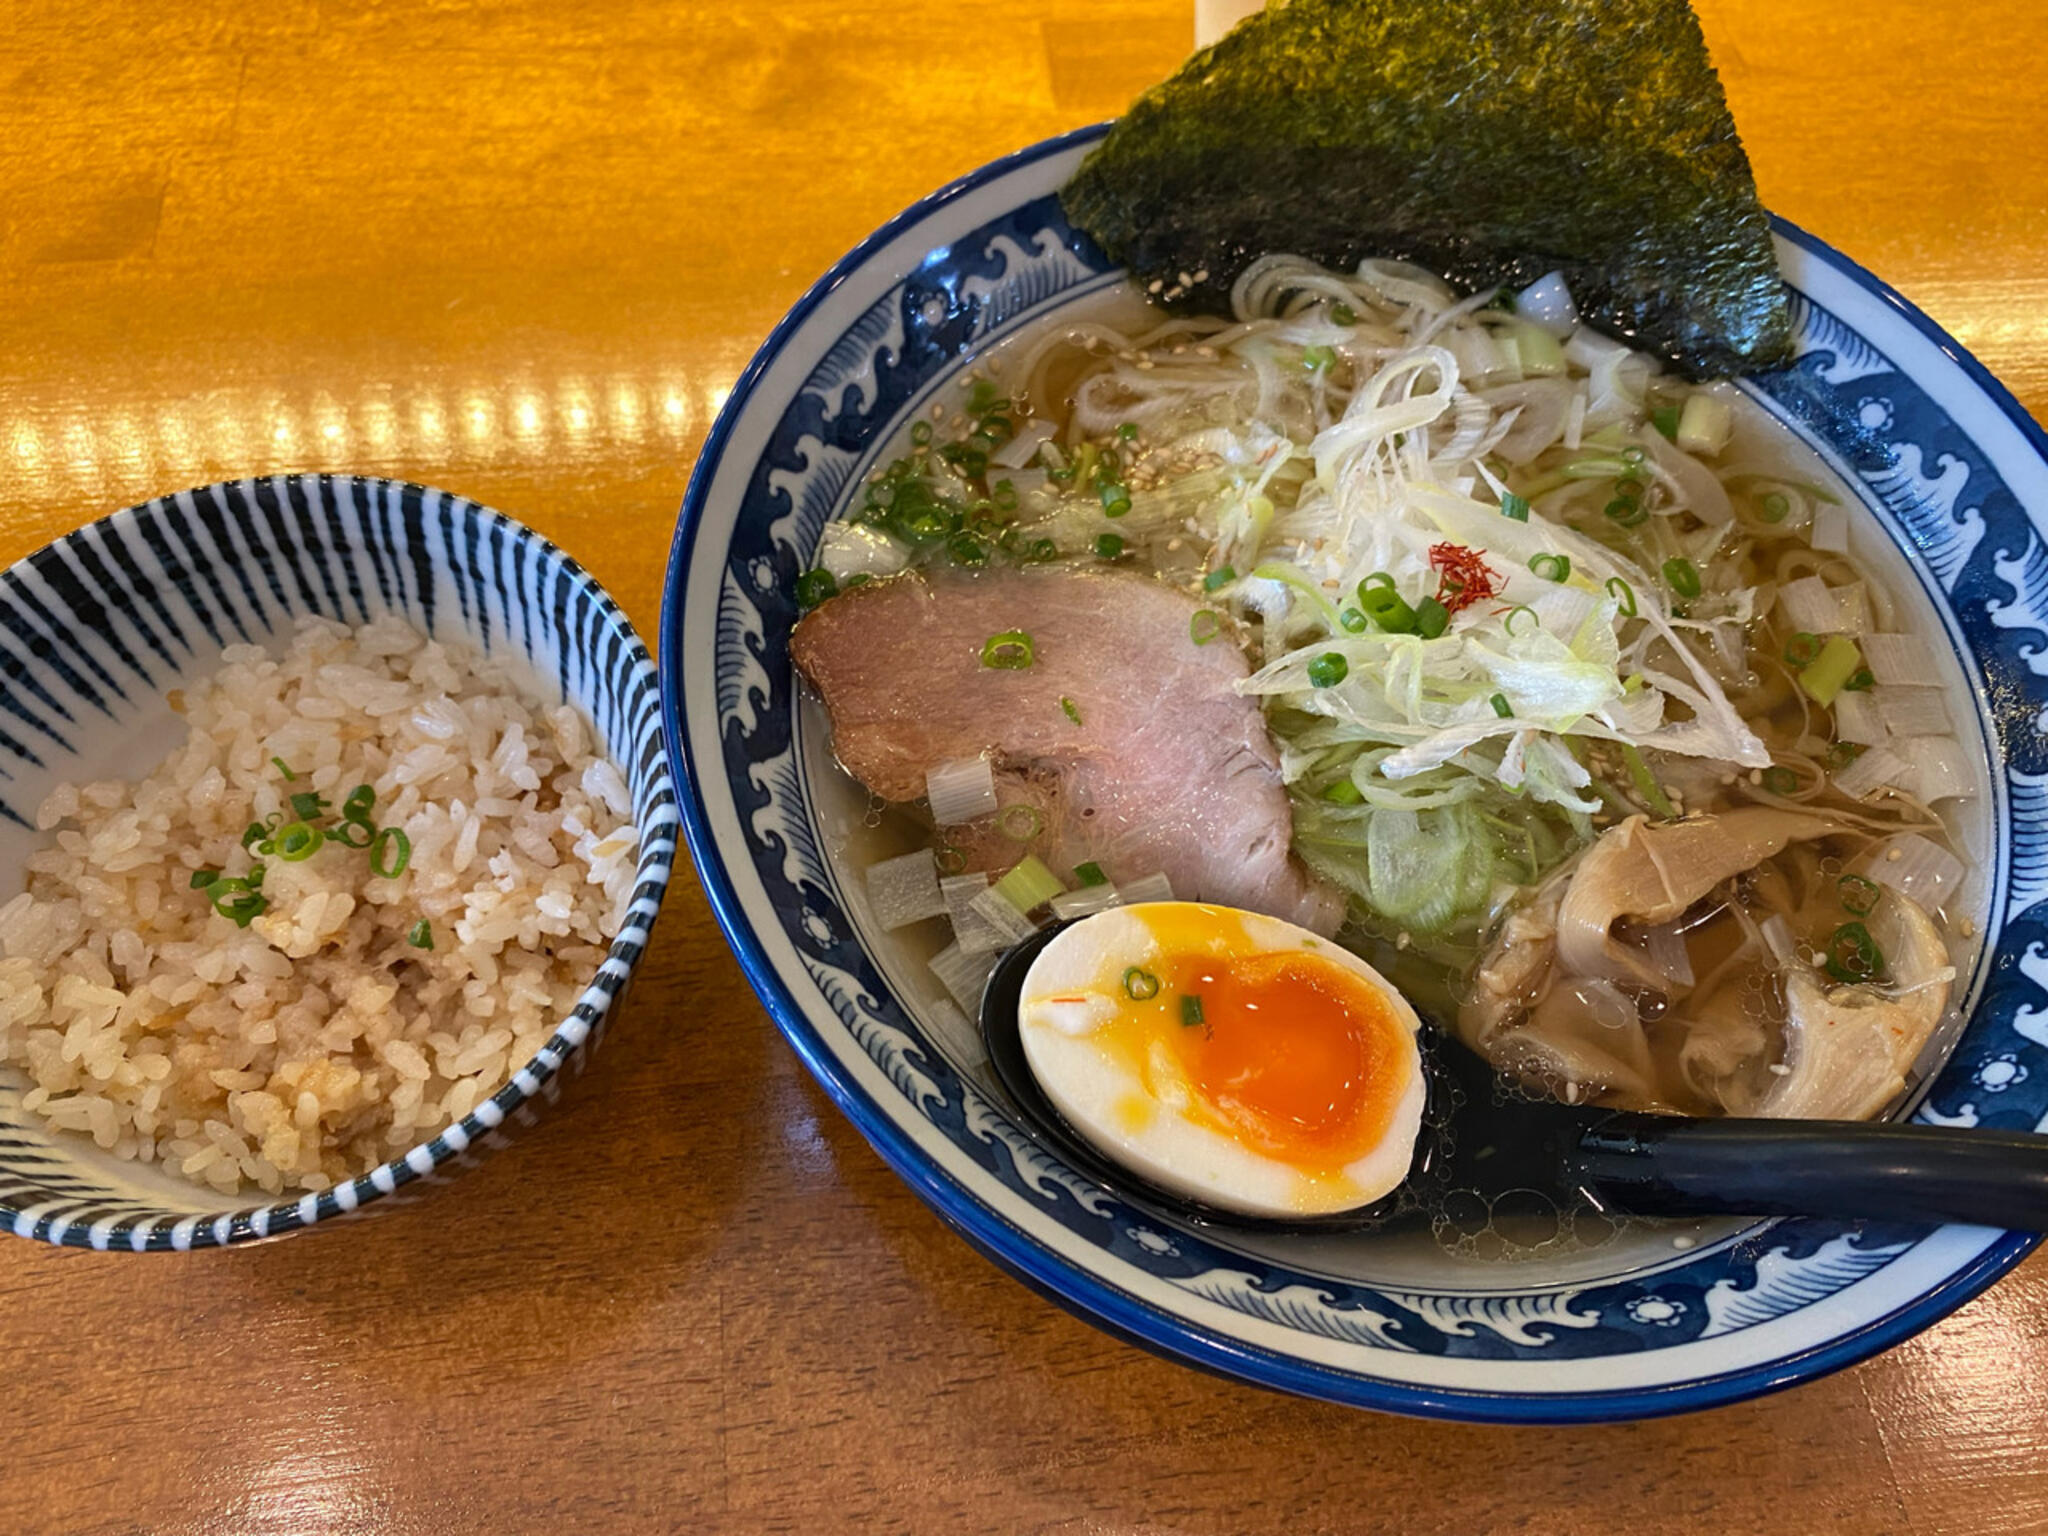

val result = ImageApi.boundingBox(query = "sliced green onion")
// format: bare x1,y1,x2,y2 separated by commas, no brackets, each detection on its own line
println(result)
1490,692,1513,718
1839,873,1881,917
1190,610,1222,646
289,791,329,824
1651,404,1681,441
1359,572,1397,592
994,855,1065,913
1302,344,1336,372
981,630,1035,669
1023,537,1057,564
331,819,373,849
1761,765,1800,796
1662,557,1702,600
1414,597,1449,639
201,872,267,928
271,757,298,781
794,568,838,610
1099,482,1131,518
1503,605,1537,637
1356,580,1417,634
947,532,989,567
369,828,412,879
407,919,434,950
214,892,267,928
273,821,324,862
1180,994,1206,1027
342,785,376,823
1843,667,1876,693
1604,495,1649,528
1798,635,1863,706
1758,490,1791,524
1060,695,1082,726
1330,301,1357,326
1339,607,1368,634
1122,967,1160,1001
1074,861,1108,887
909,420,933,446
966,378,999,414
189,868,220,889
997,803,1043,842
1783,632,1823,669
1827,740,1867,768
935,842,967,876
1528,553,1571,583
1307,652,1349,688
1203,565,1237,592
241,821,268,851
1323,778,1365,805
1605,577,1638,617
1825,921,1885,984
245,862,265,889
1116,422,1139,441
1618,743,1675,818
1094,532,1124,560
1498,491,1530,522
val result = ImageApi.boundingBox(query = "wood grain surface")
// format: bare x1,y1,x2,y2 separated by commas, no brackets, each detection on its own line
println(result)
1,3,2045,1532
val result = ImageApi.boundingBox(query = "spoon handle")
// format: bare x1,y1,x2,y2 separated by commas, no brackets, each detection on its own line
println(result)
1563,1115,2048,1229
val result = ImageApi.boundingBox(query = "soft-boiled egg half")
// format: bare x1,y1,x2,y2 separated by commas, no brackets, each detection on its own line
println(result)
1017,901,1426,1218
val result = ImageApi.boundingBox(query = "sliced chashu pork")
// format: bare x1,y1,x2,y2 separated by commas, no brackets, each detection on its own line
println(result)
790,565,1342,934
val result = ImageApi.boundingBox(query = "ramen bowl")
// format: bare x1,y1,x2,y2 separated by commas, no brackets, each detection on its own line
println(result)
0,475,677,1249
661,126,2048,1421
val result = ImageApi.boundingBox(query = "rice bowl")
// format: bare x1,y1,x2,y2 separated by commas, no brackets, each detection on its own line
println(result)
0,474,675,1249
1,613,641,1196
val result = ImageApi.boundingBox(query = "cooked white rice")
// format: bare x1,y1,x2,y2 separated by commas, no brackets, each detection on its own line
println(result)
0,613,640,1196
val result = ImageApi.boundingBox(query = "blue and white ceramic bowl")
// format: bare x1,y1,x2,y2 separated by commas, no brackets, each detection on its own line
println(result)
662,126,2048,1421
0,475,677,1249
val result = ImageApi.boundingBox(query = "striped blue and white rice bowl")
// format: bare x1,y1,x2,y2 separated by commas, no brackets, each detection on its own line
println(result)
0,475,676,1250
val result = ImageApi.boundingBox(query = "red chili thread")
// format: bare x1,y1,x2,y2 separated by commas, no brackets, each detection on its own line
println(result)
1427,542,1501,615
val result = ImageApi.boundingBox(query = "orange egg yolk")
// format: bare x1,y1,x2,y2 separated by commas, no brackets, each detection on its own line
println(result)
1080,907,1412,1179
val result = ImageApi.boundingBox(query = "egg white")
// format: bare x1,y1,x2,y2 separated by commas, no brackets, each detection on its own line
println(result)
1016,902,1425,1218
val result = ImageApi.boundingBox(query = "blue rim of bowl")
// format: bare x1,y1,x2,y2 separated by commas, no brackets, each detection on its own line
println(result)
3,474,680,1250
661,125,2043,1421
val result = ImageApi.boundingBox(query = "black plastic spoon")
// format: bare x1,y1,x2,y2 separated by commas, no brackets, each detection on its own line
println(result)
979,922,2048,1232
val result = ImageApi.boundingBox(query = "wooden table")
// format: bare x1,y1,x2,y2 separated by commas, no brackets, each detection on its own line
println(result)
2,2,2044,1530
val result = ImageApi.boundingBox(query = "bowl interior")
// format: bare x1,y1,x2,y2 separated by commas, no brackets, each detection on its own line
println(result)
665,127,2048,1420
0,474,677,1249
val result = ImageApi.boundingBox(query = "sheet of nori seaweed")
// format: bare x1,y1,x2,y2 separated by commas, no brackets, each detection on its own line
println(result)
1060,0,1792,378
